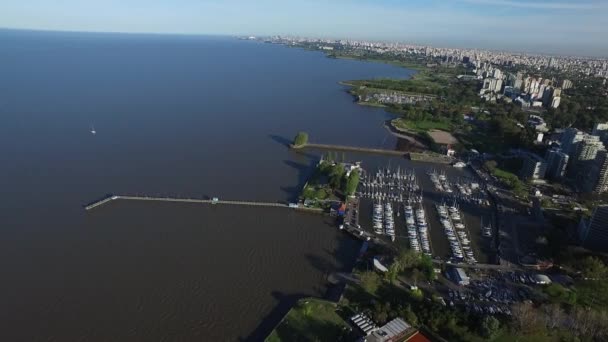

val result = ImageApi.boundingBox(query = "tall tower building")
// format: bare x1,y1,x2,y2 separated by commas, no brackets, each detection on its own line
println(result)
575,135,604,162
545,148,569,180
520,154,547,181
560,128,583,156
593,122,608,145
585,150,608,194
561,79,573,89
579,205,608,252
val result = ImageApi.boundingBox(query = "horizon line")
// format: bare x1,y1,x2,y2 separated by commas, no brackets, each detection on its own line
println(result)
1,26,606,60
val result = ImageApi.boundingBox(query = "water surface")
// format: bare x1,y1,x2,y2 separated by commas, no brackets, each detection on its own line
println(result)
0,30,413,340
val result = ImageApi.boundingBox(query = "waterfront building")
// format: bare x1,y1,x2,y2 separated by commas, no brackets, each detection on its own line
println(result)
448,267,470,286
367,318,412,342
579,205,608,252
545,148,569,180
520,153,547,181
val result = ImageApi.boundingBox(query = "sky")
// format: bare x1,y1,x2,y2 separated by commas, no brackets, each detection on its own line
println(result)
1,0,607,57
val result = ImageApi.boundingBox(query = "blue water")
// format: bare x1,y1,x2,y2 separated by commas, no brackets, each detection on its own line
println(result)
0,29,412,340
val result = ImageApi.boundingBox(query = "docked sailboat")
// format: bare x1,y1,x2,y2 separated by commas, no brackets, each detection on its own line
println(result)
384,202,395,241
372,202,384,235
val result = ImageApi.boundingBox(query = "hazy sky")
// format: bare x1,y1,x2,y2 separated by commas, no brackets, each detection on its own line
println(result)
1,0,607,56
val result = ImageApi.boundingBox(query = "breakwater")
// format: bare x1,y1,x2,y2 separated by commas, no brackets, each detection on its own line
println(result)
292,143,407,157
84,195,323,212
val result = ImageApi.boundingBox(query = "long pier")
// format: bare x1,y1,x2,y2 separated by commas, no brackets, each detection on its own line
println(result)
293,143,407,157
84,195,323,213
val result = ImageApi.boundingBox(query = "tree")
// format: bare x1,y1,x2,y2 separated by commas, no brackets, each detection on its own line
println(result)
329,164,346,190
359,271,381,294
418,254,436,281
411,268,422,286
293,132,308,147
578,256,608,279
344,170,360,196
479,316,500,339
385,262,400,284
511,302,544,334
397,249,421,270
484,160,498,172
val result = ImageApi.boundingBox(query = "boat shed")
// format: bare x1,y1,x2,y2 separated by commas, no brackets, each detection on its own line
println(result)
449,267,470,286
366,318,412,342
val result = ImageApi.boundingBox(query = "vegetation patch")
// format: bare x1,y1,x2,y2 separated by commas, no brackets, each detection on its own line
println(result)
266,298,351,342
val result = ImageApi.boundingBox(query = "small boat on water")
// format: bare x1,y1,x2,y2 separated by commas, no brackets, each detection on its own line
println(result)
453,161,466,168
90,125,96,135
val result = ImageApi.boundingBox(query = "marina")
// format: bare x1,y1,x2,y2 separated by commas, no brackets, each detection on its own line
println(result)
353,161,496,264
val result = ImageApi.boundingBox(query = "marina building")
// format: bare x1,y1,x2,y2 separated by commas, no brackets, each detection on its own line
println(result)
579,205,608,252
366,318,412,342
448,267,470,286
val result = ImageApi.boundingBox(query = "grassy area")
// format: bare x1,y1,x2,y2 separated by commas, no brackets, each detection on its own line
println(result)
329,53,426,71
265,298,350,342
392,118,451,133
492,332,554,342
573,280,608,310
344,78,445,96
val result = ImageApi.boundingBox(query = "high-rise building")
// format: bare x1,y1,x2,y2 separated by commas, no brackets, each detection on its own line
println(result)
494,79,503,92
593,122,608,145
548,57,559,68
585,150,608,194
561,79,573,89
545,148,569,180
493,69,502,79
513,79,523,90
520,154,547,181
575,135,605,162
560,128,584,156
579,205,608,252
552,87,562,98
551,97,561,108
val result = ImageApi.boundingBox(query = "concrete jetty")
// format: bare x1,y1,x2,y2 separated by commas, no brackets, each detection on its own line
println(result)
84,195,323,213
293,143,407,157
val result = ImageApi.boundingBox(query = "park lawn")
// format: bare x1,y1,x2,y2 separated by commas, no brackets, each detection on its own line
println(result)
334,55,426,71
492,332,555,342
344,78,444,95
392,118,452,133
265,298,350,342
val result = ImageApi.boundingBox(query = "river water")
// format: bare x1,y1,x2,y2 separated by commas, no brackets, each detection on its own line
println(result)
0,30,421,341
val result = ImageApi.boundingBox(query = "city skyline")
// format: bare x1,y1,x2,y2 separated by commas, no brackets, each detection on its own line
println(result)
1,0,607,57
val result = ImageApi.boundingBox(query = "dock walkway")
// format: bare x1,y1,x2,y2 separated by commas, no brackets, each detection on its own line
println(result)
84,195,322,213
